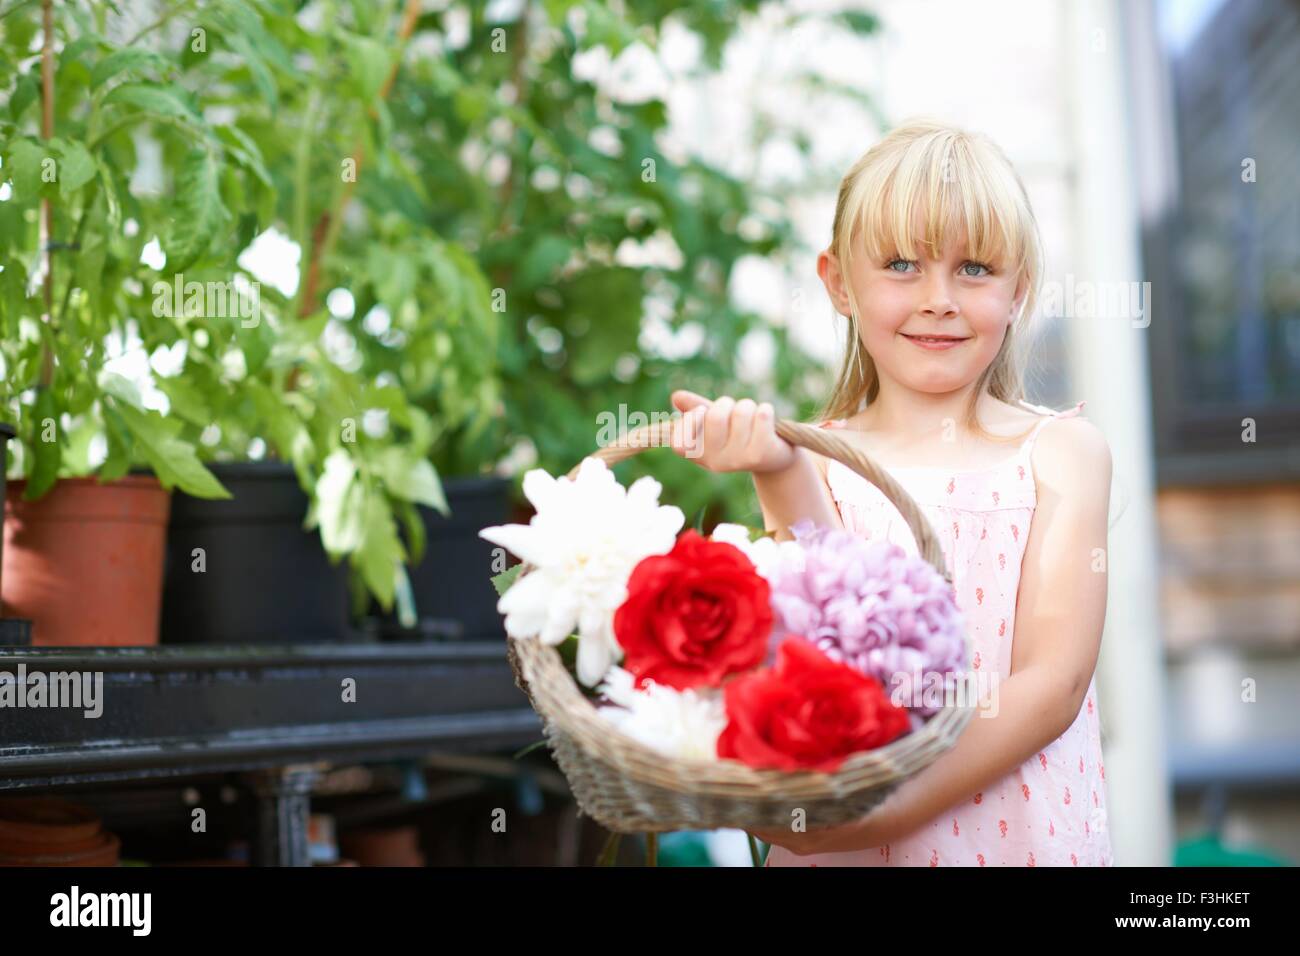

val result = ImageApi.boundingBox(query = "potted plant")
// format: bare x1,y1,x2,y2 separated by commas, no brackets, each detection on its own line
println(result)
370,1,844,640
156,1,509,640
137,0,482,641
0,0,234,646
3,0,856,649
0,0,470,644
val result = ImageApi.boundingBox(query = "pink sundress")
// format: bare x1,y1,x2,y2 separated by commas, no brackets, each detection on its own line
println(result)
765,399,1113,867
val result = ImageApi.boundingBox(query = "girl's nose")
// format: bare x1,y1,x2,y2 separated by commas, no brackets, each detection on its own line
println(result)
918,273,960,318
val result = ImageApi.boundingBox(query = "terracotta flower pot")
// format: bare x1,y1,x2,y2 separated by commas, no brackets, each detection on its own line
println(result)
3,476,171,646
0,831,120,867
0,797,120,867
339,826,425,866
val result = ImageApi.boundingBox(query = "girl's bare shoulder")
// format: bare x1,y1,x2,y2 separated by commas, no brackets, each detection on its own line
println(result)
1033,415,1111,476
984,398,1053,436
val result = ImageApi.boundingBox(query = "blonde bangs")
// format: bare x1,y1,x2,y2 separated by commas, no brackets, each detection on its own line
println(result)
817,119,1045,429
836,125,1037,296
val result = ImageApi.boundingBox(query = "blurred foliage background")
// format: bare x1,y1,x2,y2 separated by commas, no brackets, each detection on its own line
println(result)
1,0,875,591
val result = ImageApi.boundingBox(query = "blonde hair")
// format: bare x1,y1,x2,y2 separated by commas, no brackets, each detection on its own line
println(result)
816,119,1045,442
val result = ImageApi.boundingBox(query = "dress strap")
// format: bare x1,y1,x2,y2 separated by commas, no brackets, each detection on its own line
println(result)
1017,399,1086,460
819,404,1085,460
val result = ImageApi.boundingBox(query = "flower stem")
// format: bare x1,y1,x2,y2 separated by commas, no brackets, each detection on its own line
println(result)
748,833,764,867
596,831,621,866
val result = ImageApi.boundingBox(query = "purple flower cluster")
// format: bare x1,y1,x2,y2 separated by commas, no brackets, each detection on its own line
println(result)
769,519,968,718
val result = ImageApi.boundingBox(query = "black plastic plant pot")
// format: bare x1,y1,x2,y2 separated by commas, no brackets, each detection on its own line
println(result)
0,618,31,646
159,461,353,644
399,475,512,641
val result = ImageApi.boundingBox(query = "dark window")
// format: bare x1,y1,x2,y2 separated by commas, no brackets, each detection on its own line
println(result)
1132,0,1300,484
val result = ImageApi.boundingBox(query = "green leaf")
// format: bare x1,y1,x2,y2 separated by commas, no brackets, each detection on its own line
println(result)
218,123,273,189
51,139,97,198
367,245,416,309
343,34,392,103
245,379,298,453
315,450,365,555
9,74,38,121
394,498,427,567
452,84,491,125
0,254,28,329
112,403,231,499
376,447,449,515
97,158,121,232
24,388,61,500
491,563,524,597
290,428,317,496
91,48,173,88
61,417,99,475
97,370,145,409
100,407,132,483
156,374,209,426
518,235,574,289
227,34,278,108
102,83,200,123
76,234,107,304
557,633,580,670
541,0,583,28
834,11,881,35
355,489,405,609
5,139,49,201
164,148,228,271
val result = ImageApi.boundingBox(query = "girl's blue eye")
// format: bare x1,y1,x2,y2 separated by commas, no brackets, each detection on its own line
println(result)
886,259,992,276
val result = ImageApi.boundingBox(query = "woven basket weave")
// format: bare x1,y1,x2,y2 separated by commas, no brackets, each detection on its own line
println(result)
505,415,975,833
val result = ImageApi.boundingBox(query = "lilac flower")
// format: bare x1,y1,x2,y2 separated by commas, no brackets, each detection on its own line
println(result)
768,519,968,717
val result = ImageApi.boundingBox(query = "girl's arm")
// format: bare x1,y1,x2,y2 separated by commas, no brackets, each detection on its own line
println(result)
754,449,844,540
821,416,1113,852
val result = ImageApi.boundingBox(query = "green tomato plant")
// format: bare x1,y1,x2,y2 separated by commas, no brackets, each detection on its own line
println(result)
0,0,475,612
1,0,877,615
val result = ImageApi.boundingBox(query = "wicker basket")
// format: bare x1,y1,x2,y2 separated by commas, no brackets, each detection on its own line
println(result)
504,414,974,833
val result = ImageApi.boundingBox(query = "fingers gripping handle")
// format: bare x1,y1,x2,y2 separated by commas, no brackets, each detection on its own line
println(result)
564,413,950,581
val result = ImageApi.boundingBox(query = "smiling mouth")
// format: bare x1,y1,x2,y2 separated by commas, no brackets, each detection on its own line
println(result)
901,334,970,343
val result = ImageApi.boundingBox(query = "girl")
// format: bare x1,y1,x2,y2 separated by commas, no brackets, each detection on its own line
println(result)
668,119,1113,866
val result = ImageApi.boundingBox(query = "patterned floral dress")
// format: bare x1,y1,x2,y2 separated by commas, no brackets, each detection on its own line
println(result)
765,400,1113,867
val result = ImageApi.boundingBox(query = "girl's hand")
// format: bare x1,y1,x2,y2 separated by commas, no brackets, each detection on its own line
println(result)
747,800,901,857
746,823,851,857
669,390,797,475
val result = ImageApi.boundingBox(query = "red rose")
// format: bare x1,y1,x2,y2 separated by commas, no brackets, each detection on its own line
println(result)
717,637,910,772
614,529,773,691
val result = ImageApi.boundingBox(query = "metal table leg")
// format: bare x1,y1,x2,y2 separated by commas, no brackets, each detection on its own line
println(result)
246,764,326,867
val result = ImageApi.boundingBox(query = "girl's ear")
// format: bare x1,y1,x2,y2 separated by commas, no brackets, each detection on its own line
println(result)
1010,273,1028,318
817,249,853,317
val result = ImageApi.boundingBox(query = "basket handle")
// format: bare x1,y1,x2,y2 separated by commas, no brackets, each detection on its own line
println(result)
565,414,949,581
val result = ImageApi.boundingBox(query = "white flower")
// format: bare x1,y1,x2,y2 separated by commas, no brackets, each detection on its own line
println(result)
479,457,684,687
596,666,727,761
709,523,805,582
